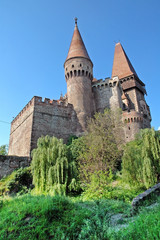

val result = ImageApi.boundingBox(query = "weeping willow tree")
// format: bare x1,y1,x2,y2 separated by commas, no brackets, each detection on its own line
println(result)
122,128,160,188
31,136,79,195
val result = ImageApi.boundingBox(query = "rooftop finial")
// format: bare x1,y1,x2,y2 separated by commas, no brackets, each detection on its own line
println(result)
75,17,78,26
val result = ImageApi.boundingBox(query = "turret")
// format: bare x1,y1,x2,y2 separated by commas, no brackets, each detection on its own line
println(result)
112,42,151,141
64,18,94,131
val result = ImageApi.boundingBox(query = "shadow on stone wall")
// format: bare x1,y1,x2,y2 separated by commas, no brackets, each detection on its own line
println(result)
0,155,30,179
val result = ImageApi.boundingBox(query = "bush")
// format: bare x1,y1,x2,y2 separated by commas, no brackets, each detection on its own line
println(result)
6,167,33,195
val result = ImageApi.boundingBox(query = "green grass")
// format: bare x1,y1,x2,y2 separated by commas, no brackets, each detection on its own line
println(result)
0,194,159,240
0,171,16,196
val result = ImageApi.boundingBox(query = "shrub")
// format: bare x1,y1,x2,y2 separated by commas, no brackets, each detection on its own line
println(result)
6,167,33,195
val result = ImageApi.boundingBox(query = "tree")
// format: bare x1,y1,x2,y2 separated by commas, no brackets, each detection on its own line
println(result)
122,128,160,188
31,136,79,195
77,108,124,183
0,145,8,155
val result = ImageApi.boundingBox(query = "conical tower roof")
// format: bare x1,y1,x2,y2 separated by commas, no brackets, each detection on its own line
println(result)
112,42,138,79
65,18,92,64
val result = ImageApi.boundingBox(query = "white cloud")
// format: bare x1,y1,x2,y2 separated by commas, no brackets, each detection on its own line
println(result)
158,126,160,131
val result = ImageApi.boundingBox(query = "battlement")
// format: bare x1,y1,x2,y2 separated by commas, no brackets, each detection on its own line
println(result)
34,96,73,108
12,97,35,124
11,96,73,124
123,110,143,123
92,77,119,89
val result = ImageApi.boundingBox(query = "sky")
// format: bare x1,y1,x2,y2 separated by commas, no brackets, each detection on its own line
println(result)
0,0,160,146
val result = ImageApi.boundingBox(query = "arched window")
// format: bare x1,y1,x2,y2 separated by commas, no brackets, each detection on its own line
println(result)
78,70,80,76
82,70,84,76
74,70,77,76
70,71,73,78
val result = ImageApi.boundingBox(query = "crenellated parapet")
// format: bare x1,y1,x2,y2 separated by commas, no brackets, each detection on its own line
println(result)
92,76,120,90
11,97,35,124
123,111,143,124
33,96,72,109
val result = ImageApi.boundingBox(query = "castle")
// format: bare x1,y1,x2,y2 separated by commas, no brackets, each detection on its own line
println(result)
8,19,151,157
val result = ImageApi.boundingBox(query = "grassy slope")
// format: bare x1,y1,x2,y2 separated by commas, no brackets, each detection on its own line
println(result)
0,194,160,240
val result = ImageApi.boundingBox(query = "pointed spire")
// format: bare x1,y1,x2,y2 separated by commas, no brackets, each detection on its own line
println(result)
112,42,138,79
65,18,92,64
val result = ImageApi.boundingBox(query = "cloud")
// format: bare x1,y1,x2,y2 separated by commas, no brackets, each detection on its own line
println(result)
158,126,160,131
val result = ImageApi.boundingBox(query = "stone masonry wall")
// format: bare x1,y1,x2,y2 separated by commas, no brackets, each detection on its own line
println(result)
0,155,29,179
8,98,35,157
30,97,80,152
92,77,122,112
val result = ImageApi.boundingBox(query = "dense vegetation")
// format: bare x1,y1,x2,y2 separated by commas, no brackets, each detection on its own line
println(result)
0,194,159,240
0,109,160,239
122,128,160,188
31,136,79,195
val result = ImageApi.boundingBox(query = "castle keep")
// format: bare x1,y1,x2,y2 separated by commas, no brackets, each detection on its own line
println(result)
8,19,151,157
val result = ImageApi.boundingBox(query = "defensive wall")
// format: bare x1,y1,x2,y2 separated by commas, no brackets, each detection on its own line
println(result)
92,77,122,112
0,155,29,179
8,96,81,157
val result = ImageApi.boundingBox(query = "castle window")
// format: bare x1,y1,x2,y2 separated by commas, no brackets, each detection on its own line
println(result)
134,117,136,122
131,118,133,122
86,71,88,76
123,103,126,109
128,118,130,123
70,71,73,78
74,70,77,76
82,70,84,76
109,83,112,87
67,72,69,78
89,73,91,78
80,64,82,67
72,65,74,68
128,127,130,130
105,83,108,87
78,70,80,76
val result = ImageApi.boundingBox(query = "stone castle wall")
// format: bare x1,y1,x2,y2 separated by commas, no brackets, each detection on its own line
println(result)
8,96,80,157
123,111,144,141
0,155,29,179
65,58,94,131
92,77,122,112
30,96,80,153
8,98,35,156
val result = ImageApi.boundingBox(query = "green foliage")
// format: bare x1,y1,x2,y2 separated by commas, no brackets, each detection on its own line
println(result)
110,200,160,240
0,144,8,155
0,194,159,240
78,108,123,184
0,167,32,196
31,136,79,195
122,128,160,188
6,167,33,195
81,174,144,203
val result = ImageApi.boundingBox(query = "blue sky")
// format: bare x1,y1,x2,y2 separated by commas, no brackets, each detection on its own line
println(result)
0,0,160,146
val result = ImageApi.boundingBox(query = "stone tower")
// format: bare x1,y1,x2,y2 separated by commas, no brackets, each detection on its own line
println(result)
112,42,151,140
64,18,94,132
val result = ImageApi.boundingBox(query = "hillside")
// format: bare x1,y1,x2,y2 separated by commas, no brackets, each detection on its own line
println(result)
0,194,160,240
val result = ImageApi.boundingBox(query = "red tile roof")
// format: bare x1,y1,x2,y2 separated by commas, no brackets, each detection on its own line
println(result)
112,43,138,79
65,22,91,63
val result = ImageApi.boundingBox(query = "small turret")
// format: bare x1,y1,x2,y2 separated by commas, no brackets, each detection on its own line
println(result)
64,18,94,132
